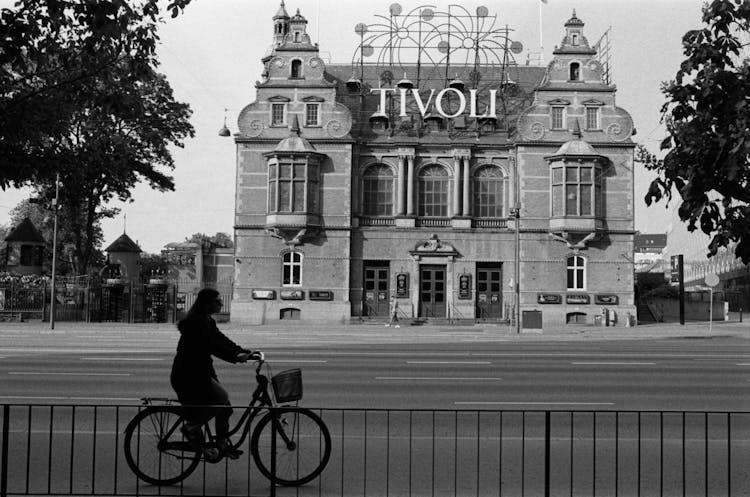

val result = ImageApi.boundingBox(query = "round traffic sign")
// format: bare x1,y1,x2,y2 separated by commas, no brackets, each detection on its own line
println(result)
705,273,720,287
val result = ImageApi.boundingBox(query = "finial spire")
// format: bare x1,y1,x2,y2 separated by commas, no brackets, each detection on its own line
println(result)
572,119,582,138
290,114,301,135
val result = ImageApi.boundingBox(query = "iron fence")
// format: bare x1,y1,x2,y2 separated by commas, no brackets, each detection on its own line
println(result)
0,280,232,323
2,404,750,497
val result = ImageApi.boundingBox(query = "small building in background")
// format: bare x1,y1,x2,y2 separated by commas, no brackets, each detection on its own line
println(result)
103,232,142,281
163,240,234,321
3,217,45,276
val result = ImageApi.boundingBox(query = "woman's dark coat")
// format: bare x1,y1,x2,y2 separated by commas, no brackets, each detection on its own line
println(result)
170,314,247,404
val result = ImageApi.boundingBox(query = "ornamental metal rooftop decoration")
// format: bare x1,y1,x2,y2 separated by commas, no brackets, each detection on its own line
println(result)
351,3,524,90
350,3,530,137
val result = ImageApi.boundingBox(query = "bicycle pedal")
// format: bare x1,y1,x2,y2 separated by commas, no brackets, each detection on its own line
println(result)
203,447,223,463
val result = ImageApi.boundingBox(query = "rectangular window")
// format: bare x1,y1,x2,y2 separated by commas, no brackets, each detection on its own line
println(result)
282,252,302,286
567,256,586,290
551,165,601,217
551,107,565,129
271,103,286,126
305,103,320,126
586,107,599,130
269,160,316,214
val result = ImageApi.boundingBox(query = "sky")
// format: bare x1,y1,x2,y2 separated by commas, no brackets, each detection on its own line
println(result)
0,0,705,254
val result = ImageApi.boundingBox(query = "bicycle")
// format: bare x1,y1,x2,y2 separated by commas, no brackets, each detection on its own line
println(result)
123,352,332,486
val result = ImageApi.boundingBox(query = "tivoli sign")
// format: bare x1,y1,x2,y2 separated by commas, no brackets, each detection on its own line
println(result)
371,88,498,119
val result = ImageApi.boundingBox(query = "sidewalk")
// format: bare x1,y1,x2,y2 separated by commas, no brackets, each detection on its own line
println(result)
0,318,748,344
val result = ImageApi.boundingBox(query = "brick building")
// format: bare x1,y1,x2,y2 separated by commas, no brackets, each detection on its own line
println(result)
230,3,636,326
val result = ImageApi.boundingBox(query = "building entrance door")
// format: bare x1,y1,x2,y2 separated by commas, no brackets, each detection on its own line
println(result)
419,265,446,318
476,264,502,319
363,263,390,317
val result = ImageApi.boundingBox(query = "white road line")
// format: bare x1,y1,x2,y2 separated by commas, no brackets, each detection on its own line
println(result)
571,362,656,366
455,401,615,406
376,376,501,381
268,360,327,363
8,372,131,376
474,353,750,358
0,395,138,401
406,361,491,365
81,357,162,361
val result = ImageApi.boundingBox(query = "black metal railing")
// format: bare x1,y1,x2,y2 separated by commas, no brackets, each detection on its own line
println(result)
2,404,750,496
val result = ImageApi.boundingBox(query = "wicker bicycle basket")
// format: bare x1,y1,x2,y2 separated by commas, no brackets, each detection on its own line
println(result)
271,368,303,403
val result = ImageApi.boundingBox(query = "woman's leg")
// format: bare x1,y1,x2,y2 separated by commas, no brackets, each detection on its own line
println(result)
207,378,232,439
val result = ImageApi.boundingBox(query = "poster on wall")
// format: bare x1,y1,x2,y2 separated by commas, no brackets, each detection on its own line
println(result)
458,274,471,299
396,273,409,297
176,293,187,311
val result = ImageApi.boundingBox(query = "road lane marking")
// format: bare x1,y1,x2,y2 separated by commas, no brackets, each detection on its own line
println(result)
455,401,615,406
0,395,139,401
571,362,656,365
268,360,327,363
377,376,501,381
81,357,162,361
406,361,491,365
8,372,131,376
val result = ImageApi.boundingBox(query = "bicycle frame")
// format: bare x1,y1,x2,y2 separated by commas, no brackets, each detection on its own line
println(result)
157,359,280,455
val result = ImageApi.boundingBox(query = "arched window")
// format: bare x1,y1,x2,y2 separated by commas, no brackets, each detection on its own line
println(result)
362,164,395,216
291,59,302,78
567,255,586,290
418,165,449,217
571,33,579,46
282,251,302,286
570,62,580,81
472,165,506,218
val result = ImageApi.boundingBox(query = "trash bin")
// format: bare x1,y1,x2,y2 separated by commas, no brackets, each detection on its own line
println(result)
522,310,542,329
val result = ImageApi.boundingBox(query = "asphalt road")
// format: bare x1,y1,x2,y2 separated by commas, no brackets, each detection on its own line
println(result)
3,327,750,496
1,335,750,411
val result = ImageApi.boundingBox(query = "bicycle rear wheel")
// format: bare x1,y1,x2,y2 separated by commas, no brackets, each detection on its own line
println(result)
123,406,201,486
250,407,331,486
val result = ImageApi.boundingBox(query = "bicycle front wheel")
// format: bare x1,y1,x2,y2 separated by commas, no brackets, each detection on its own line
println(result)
123,406,201,486
250,407,331,486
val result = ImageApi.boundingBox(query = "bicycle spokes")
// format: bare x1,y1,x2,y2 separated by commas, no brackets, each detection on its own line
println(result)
250,408,331,486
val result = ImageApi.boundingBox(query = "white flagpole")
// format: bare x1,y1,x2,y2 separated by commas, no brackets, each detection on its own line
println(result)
539,0,544,65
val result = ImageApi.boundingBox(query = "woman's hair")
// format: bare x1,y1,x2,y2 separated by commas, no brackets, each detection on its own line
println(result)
185,288,220,319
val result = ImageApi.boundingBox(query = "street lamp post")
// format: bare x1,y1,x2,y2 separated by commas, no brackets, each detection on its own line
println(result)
512,153,521,335
513,203,521,334
50,173,60,330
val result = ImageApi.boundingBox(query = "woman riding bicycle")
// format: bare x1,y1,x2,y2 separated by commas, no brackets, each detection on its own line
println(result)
170,288,258,459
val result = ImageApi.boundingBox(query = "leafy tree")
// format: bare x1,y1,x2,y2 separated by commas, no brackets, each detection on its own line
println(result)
0,0,195,274
138,252,169,281
643,0,750,262
0,0,192,187
185,232,234,249
2,1,196,276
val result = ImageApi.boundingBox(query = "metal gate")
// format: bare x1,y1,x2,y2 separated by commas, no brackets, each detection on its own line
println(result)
363,263,390,317
419,265,446,318
476,264,502,319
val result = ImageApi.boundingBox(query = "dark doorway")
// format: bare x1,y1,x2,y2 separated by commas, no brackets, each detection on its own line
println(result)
476,263,503,319
419,265,446,318
363,262,390,317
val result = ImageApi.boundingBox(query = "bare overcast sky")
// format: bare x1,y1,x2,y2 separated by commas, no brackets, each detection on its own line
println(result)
0,0,704,253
